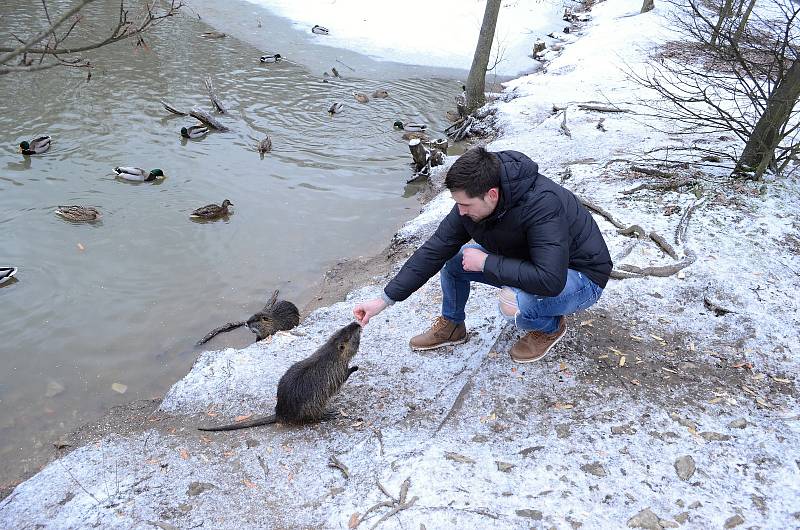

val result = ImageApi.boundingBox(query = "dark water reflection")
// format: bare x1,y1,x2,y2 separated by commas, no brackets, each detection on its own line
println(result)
0,0,464,483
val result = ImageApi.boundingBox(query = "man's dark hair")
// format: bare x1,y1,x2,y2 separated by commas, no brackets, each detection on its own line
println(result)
444,146,501,197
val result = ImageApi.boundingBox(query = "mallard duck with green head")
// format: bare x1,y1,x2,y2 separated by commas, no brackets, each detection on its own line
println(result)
181,125,209,139
113,167,165,182
56,205,101,222
394,120,428,132
18,136,51,155
191,199,233,220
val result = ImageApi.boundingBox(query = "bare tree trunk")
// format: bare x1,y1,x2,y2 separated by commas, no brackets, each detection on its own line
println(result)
737,59,800,178
641,0,655,14
711,0,734,45
731,0,756,47
465,0,501,115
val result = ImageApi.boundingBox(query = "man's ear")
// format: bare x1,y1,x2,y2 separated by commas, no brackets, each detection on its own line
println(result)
486,188,500,201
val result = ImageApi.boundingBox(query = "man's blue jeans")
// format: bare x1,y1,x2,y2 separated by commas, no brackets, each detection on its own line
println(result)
441,244,604,333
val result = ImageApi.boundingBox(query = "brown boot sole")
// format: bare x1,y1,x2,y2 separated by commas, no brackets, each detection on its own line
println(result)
410,336,468,351
509,329,566,364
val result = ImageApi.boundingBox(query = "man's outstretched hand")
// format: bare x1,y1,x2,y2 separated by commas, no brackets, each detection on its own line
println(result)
353,298,388,326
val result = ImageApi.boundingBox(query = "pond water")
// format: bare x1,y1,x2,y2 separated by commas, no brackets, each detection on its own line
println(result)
0,0,468,484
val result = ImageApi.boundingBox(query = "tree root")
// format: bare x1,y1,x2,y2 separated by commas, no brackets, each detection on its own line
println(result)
617,225,647,238
328,455,349,479
622,178,696,195
612,249,696,279
675,196,706,245
579,197,626,229
355,477,416,529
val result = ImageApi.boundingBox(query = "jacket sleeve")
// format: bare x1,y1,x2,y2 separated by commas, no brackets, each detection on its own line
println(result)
482,192,569,297
384,205,471,302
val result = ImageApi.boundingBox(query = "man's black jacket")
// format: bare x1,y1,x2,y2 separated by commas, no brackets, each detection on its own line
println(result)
384,150,613,302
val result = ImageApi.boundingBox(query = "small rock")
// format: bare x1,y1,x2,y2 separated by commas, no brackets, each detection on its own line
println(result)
516,509,543,520
245,439,259,448
627,508,661,529
659,519,679,528
688,501,702,510
111,382,128,394
669,413,697,430
472,435,489,443
187,482,215,497
727,418,747,429
612,424,637,435
699,432,731,441
519,446,545,456
751,495,766,513
675,499,685,508
580,462,606,477
556,424,571,438
674,456,696,481
723,514,744,528
674,512,689,524
444,452,475,464
45,380,65,398
496,461,515,472
178,503,192,513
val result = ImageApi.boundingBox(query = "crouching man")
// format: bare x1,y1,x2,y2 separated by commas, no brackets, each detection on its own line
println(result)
353,147,612,362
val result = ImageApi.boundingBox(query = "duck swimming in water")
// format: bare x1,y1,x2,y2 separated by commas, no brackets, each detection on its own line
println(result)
181,125,209,139
393,120,428,132
353,92,369,104
191,199,233,220
328,102,344,115
260,54,282,63
0,267,18,286
18,135,51,155
55,206,101,222
113,167,165,182
312,25,329,35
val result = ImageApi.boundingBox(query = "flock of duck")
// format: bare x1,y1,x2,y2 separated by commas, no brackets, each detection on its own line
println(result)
4,22,441,288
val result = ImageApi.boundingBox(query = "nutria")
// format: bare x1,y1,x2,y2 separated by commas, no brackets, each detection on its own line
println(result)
198,322,362,431
196,290,300,345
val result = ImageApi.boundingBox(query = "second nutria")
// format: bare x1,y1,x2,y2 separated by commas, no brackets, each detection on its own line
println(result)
198,322,362,431
196,290,299,345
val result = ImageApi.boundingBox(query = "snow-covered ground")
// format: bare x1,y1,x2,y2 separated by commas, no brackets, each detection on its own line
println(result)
2,0,798,528
244,0,568,76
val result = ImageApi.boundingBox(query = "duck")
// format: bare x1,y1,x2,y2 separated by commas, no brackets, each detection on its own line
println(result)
393,120,428,132
328,102,344,115
18,135,51,155
113,167,165,182
191,199,233,219
260,54,282,63
181,125,209,139
312,25,329,35
402,131,430,142
372,89,389,99
257,136,272,155
331,67,340,78
353,92,369,104
0,267,17,286
55,205,101,222
201,31,226,39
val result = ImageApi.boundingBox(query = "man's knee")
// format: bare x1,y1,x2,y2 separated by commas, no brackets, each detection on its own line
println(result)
498,287,518,318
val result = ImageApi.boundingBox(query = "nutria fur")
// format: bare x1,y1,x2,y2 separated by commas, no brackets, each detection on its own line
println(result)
198,322,362,431
196,290,299,345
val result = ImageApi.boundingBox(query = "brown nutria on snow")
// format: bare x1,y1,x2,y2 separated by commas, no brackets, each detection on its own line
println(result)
196,290,299,346
198,322,362,431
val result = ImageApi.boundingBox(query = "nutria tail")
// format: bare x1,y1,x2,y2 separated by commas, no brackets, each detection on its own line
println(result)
198,414,277,431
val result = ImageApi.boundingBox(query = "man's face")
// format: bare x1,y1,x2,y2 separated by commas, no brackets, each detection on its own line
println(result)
451,188,499,222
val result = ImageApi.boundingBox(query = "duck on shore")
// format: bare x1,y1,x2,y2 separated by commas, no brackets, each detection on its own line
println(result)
113,167,165,182
18,136,51,155
191,200,233,220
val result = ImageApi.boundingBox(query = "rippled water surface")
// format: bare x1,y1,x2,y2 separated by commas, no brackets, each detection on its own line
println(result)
0,0,465,484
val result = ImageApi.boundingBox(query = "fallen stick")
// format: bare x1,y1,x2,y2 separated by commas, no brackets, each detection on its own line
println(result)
578,103,631,113
622,178,696,195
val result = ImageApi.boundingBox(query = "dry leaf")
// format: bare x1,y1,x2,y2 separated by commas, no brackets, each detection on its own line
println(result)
630,334,643,341
662,367,678,374
756,397,770,407
650,334,664,341
243,479,257,488
234,413,253,422
610,348,623,355
580,319,594,327
200,436,211,444
77,243,85,251
618,356,626,367
630,379,641,386
598,354,608,359
732,362,752,370
348,513,360,529
772,376,791,384
179,448,189,460
708,397,723,404
752,373,766,380
145,458,160,465
554,402,574,410
222,450,234,457
511,367,517,373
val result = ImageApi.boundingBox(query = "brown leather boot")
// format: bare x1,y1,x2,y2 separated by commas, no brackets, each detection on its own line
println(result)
409,316,467,351
509,317,566,363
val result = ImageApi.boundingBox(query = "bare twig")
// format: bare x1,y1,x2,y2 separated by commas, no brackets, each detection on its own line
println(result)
328,455,350,479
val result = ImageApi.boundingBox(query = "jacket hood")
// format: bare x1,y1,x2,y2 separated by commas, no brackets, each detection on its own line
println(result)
486,151,539,223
